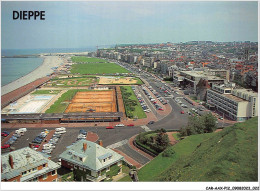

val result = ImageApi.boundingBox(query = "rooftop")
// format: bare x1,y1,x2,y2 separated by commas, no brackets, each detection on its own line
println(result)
223,94,245,102
1,147,60,181
232,88,258,97
181,71,224,80
59,140,124,172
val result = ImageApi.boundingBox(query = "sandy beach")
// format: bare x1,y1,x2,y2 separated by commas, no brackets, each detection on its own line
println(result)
1,56,63,96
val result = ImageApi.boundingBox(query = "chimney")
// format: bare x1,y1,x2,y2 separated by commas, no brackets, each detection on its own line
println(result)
99,140,103,147
9,155,14,169
83,143,87,152
29,143,33,149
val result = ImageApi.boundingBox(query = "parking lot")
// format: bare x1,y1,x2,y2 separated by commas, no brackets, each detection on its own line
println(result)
1,125,144,162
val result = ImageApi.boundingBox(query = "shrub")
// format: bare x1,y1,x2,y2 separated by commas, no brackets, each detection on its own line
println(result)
162,148,175,157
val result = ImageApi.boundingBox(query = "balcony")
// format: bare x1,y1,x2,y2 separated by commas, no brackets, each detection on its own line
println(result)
86,174,106,182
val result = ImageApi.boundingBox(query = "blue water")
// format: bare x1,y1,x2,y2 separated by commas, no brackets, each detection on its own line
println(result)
1,47,101,86
1,57,44,86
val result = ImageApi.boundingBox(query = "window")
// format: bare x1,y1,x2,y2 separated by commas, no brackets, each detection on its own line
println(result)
74,165,77,169
103,159,106,163
51,170,56,176
106,167,110,172
43,164,46,168
43,174,47,180
32,167,37,172
22,171,27,176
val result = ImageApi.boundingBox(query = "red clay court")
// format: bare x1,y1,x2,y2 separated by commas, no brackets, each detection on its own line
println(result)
65,90,117,113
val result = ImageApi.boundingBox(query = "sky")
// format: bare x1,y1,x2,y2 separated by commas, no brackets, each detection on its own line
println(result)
1,1,258,49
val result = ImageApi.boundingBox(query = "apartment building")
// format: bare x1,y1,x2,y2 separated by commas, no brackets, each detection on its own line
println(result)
1,147,60,182
207,84,258,121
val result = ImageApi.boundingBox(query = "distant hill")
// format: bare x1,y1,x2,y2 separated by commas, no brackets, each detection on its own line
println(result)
155,117,258,181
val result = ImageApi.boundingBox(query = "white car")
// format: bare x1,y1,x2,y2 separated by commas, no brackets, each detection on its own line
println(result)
115,124,125,127
19,128,27,132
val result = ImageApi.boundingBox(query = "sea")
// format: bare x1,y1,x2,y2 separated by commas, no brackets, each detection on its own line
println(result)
1,47,99,86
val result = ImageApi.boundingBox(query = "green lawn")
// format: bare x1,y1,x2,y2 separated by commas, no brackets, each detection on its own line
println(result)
70,56,130,74
172,132,180,141
120,86,146,119
118,175,132,182
71,56,107,63
137,133,215,181
133,77,144,85
138,117,258,181
32,90,61,94
50,77,97,87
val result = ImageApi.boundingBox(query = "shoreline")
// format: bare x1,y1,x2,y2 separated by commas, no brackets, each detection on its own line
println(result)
1,56,63,96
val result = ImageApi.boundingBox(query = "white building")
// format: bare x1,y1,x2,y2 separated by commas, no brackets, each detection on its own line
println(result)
207,84,258,121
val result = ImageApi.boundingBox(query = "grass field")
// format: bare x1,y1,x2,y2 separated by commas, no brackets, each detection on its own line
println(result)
45,90,84,113
71,57,107,63
71,56,130,74
121,86,146,119
50,77,97,87
156,117,258,181
137,133,214,181
172,132,180,141
135,117,258,181
32,90,61,94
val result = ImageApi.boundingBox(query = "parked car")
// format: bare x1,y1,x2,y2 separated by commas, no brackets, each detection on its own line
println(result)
148,121,155,125
158,108,164,111
79,129,87,135
180,111,185,114
6,140,15,145
106,126,114,129
115,124,125,127
1,144,10,149
1,132,9,137
127,124,134,126
13,133,21,138
1,131,10,137
77,134,86,139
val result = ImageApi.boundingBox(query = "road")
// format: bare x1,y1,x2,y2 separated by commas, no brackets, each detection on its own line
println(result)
1,60,232,166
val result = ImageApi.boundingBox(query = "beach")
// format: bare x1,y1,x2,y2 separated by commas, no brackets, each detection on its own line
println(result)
1,56,63,96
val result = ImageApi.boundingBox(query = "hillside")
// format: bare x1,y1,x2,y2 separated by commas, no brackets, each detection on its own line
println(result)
155,117,258,181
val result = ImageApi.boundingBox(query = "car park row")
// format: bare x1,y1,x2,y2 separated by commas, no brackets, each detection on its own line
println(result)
141,85,164,111
1,128,27,149
131,86,151,113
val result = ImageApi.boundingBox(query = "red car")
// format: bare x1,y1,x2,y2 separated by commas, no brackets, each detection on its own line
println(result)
1,133,8,137
34,145,40,148
180,111,185,114
158,108,164,111
127,124,134,126
1,144,10,149
106,126,114,129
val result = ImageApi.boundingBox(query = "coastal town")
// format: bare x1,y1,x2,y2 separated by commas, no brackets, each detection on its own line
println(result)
1,41,258,182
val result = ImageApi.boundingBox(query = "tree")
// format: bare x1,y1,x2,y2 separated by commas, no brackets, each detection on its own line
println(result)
179,114,217,137
203,113,217,133
154,133,169,152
